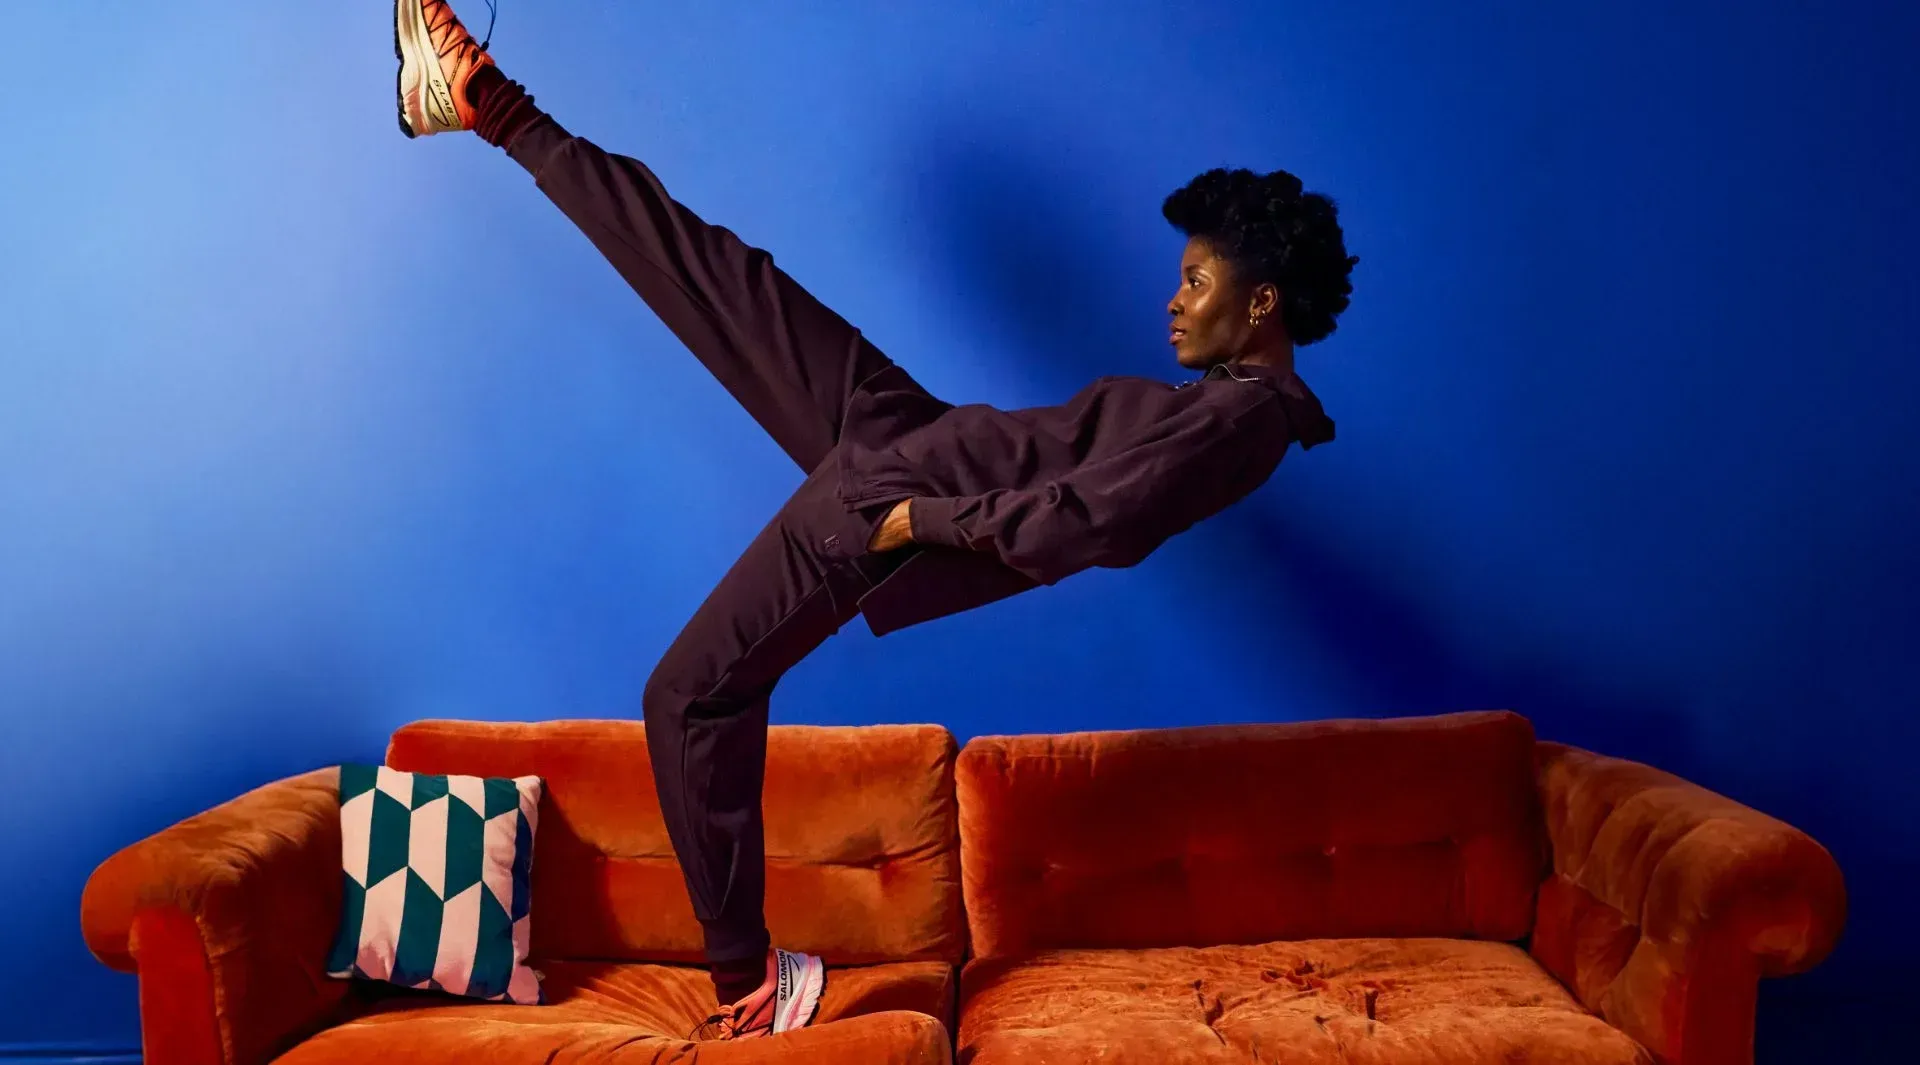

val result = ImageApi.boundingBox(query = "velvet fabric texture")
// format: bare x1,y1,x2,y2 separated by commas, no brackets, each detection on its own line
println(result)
1529,742,1846,1065
286,960,953,1063
955,710,1547,958
81,766,349,1065
958,939,1650,1063
383,720,967,967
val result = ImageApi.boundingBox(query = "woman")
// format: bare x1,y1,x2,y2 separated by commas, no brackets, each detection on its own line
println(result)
394,0,1356,1041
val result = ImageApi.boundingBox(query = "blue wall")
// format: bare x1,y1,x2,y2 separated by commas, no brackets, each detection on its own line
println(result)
3,1,1912,1056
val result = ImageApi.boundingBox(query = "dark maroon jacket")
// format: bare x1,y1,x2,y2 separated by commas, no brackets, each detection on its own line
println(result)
834,360,1335,636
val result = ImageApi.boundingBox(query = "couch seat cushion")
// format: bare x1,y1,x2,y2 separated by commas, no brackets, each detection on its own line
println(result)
959,939,1650,1064
276,959,953,1063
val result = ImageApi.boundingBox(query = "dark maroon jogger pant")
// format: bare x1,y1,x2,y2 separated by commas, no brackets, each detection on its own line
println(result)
502,114,923,967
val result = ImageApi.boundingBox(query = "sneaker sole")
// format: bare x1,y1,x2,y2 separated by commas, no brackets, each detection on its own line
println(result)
773,951,826,1033
391,0,410,137
392,0,461,138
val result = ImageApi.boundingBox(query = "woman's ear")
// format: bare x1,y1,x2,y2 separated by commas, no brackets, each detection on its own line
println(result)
1250,283,1280,319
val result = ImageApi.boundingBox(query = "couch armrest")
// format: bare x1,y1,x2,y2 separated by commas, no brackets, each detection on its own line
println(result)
81,767,348,1065
1530,743,1845,1065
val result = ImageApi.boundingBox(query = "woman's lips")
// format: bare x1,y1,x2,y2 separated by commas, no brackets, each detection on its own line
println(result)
1169,328,1187,345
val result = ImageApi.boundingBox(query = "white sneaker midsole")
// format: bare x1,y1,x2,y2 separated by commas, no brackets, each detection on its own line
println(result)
395,1,460,131
772,950,825,1032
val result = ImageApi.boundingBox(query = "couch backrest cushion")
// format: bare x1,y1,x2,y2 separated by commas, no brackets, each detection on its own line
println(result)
955,710,1545,958
387,720,965,966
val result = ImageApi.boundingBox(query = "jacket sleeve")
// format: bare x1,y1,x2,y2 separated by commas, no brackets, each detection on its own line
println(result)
907,400,1285,585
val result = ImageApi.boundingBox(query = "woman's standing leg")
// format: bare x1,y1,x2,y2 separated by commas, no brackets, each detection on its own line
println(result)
637,463,875,1008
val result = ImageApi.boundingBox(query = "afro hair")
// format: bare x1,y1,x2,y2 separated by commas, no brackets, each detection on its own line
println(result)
1162,167,1358,345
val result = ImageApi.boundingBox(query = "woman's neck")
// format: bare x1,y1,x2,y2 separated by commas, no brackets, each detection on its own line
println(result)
1231,338,1295,375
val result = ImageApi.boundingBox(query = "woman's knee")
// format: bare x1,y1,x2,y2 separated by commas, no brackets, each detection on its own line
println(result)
645,662,751,725
642,663,700,726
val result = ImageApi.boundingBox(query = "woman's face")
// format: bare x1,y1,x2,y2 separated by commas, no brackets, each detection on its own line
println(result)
1166,237,1270,369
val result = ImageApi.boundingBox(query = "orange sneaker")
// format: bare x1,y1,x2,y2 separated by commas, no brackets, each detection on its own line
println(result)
393,0,497,138
690,948,826,1041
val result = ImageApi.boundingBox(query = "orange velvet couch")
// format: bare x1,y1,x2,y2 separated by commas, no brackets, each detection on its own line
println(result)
82,711,1845,1064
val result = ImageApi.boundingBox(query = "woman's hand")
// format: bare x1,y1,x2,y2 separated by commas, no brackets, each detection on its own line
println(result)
867,499,916,552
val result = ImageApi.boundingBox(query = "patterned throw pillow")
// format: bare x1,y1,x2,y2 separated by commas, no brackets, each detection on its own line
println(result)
326,764,544,1004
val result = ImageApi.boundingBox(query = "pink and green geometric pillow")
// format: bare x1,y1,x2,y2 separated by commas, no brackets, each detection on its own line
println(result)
325,764,544,1004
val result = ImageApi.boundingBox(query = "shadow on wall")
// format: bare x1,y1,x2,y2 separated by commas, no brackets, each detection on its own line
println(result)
901,125,1701,770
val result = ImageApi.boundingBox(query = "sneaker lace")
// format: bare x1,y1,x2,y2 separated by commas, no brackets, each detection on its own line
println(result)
692,1003,742,1040
426,0,499,61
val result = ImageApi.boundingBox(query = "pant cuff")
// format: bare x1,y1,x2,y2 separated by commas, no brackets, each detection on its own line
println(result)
506,114,573,181
702,921,773,965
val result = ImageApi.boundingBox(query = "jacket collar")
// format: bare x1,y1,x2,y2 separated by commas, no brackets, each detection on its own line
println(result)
1201,361,1337,449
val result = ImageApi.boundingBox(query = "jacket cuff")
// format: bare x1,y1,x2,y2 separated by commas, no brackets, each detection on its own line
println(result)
907,496,973,549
